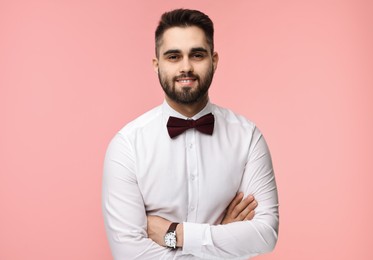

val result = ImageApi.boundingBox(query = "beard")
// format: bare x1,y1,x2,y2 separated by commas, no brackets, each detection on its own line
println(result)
158,66,214,105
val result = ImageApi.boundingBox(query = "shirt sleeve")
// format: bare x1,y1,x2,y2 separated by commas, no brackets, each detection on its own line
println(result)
102,133,180,260
182,127,279,259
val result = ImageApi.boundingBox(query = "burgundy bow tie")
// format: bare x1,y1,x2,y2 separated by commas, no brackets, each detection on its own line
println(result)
167,113,215,138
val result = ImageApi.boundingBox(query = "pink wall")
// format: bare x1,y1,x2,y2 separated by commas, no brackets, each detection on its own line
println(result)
1,0,372,259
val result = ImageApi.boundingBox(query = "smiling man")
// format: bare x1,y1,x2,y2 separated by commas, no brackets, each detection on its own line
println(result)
102,9,279,259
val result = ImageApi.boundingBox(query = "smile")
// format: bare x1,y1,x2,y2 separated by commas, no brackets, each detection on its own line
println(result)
176,77,196,83
178,79,195,83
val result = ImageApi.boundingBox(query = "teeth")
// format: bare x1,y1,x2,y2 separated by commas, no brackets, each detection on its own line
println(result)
179,79,193,83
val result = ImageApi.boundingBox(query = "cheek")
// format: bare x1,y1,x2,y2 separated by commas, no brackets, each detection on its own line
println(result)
159,66,175,79
158,63,169,74
158,70,173,84
196,66,212,78
158,69,169,79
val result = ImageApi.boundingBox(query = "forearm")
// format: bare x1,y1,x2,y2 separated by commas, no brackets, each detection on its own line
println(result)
147,210,277,260
182,210,278,259
104,226,179,260
147,203,277,259
148,192,258,252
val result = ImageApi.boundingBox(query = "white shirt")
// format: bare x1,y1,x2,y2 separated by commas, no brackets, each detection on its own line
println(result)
102,100,279,260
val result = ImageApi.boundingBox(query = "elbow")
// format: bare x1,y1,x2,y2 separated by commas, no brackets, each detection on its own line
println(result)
249,219,279,255
259,224,279,254
262,231,278,253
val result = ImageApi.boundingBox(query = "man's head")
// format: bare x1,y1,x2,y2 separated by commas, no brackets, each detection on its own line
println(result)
155,9,214,58
153,9,218,106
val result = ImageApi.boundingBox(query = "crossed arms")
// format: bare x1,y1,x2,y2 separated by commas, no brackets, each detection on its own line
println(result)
147,192,258,248
102,128,279,259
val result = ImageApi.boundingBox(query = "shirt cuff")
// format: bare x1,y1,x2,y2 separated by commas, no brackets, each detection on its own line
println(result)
182,222,213,255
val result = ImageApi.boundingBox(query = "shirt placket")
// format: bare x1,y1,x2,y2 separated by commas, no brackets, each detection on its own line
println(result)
185,127,198,222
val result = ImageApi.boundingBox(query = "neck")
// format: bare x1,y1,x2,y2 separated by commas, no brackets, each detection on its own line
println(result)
165,94,209,118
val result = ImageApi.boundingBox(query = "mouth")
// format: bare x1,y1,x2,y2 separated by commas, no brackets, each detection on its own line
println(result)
175,77,197,87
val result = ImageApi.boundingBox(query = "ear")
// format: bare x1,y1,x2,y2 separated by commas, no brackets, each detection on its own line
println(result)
152,58,159,74
212,51,219,72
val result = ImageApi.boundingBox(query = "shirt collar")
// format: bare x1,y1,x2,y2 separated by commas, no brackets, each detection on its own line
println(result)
162,99,213,120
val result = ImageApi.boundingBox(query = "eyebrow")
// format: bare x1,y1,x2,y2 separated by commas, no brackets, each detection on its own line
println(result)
190,47,208,54
163,49,181,56
162,47,209,56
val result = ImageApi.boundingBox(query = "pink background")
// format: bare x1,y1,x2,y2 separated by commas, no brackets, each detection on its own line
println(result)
1,0,372,259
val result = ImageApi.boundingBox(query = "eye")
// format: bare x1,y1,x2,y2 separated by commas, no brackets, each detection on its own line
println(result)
166,55,180,61
191,52,206,60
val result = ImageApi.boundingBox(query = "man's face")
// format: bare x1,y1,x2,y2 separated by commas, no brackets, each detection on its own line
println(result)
153,26,219,104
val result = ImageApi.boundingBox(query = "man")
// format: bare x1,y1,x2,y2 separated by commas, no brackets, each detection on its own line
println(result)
102,9,279,259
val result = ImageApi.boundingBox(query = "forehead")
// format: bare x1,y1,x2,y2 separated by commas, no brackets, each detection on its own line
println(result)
159,26,209,54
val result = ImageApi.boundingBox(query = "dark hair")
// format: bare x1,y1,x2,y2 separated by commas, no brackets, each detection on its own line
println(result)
155,9,214,57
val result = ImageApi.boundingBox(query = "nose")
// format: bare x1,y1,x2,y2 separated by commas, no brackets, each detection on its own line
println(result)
180,57,193,73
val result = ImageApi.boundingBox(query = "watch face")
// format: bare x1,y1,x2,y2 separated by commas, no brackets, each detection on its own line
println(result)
164,232,176,248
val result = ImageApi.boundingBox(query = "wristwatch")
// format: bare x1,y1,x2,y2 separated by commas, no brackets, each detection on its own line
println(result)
164,222,179,249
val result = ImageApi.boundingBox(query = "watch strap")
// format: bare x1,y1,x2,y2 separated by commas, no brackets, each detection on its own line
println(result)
167,222,179,233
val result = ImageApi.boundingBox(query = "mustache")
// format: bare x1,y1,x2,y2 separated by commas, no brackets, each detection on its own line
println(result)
173,73,199,81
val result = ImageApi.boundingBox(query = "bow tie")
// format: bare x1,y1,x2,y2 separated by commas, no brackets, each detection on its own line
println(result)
167,113,215,138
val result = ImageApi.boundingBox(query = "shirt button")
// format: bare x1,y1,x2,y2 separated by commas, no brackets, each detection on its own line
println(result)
189,143,193,149
190,206,195,211
191,175,195,181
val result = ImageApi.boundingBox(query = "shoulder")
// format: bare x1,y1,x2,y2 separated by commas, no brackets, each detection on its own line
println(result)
117,105,163,138
211,103,256,132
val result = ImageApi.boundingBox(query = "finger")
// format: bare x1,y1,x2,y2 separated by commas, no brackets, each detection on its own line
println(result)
244,210,255,221
246,199,257,213
250,199,258,210
245,195,255,204
236,199,257,220
231,195,254,218
226,192,244,214
242,196,256,213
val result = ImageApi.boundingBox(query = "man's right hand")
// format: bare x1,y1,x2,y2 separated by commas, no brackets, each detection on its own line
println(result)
221,192,257,224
